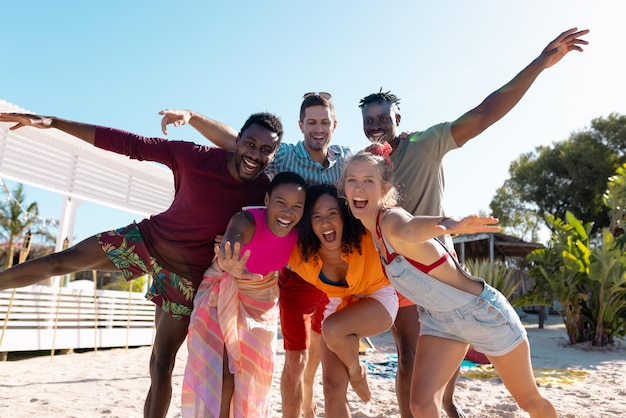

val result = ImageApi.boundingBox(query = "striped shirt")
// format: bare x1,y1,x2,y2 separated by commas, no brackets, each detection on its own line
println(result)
265,141,353,186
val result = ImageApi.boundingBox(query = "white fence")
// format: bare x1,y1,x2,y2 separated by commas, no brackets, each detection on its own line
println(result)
0,284,156,353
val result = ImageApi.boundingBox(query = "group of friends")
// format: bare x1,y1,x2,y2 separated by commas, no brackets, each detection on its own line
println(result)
0,28,588,418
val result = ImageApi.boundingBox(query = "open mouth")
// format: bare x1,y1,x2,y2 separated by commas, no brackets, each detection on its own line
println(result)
277,217,292,228
241,157,260,174
352,197,368,209
322,230,336,242
368,132,386,142
310,134,326,144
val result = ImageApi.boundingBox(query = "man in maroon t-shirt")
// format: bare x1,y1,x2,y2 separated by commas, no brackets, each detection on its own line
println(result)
0,110,283,418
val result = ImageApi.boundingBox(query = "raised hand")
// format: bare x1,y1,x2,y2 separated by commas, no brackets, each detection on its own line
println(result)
539,27,589,69
215,241,263,281
158,109,191,135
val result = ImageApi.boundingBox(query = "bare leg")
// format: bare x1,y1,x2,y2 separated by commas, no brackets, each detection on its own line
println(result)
220,346,234,418
320,335,351,418
278,269,322,418
489,340,557,418
390,305,419,417
393,306,466,418
410,335,468,418
303,331,321,418
143,308,188,418
281,348,307,418
442,367,466,418
0,236,118,290
322,298,392,403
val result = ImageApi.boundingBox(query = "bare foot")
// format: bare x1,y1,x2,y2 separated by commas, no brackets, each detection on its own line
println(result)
303,400,317,418
348,363,371,402
443,399,467,418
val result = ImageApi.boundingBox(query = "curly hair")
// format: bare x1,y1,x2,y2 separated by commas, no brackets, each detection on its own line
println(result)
238,112,284,143
358,89,401,111
297,184,365,264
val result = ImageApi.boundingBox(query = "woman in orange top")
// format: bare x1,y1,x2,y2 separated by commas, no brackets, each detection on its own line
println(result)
288,184,398,417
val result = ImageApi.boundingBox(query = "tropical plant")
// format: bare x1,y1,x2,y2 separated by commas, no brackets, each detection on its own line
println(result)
0,183,57,268
490,113,626,236
603,163,626,237
463,258,521,300
525,212,594,344
102,274,148,293
522,210,626,346
587,230,626,346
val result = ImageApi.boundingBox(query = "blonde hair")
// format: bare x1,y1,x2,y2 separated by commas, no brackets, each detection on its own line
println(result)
339,143,399,210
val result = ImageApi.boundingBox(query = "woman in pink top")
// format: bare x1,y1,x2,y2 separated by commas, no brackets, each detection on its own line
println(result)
182,172,306,418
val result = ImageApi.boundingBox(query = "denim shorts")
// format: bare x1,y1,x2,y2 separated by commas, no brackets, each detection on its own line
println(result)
417,284,527,356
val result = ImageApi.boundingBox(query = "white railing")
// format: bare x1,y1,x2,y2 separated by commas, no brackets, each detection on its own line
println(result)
0,284,156,352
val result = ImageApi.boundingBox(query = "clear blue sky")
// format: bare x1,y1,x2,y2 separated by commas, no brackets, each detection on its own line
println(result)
1,1,624,244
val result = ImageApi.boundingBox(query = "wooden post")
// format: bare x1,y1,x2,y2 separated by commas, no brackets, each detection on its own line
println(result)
0,230,33,352
50,236,72,360
92,270,99,354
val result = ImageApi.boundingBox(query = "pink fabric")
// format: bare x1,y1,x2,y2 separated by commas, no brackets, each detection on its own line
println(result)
241,208,298,276
182,208,297,417
182,268,279,417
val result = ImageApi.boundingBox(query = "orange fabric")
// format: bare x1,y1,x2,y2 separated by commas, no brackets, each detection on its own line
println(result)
288,230,389,310
397,291,416,308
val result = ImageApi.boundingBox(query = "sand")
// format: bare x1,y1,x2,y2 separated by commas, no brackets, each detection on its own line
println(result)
0,314,624,418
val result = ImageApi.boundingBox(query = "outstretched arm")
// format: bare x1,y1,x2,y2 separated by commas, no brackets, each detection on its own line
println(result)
451,27,589,146
0,113,96,144
159,109,238,151
385,209,500,244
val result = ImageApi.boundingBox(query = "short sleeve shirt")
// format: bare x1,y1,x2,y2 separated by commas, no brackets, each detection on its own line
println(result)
390,122,458,217
265,141,352,186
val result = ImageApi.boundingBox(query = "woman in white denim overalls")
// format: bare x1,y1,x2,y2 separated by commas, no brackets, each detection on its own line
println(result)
339,144,557,418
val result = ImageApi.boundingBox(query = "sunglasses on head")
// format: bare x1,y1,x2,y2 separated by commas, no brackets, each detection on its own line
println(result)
302,92,332,100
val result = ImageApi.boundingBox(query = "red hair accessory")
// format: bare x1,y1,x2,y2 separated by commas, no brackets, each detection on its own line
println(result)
367,142,394,168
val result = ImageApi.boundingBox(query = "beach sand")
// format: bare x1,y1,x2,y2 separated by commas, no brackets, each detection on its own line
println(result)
0,313,624,417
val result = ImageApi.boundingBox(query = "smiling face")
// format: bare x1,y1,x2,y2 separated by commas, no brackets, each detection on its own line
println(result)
232,123,280,182
343,160,389,223
361,101,400,144
264,182,306,237
310,193,344,252
298,105,337,153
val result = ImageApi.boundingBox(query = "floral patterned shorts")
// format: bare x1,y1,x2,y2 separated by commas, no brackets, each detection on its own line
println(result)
97,223,195,321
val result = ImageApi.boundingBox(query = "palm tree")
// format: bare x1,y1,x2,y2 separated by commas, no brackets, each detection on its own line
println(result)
0,183,55,268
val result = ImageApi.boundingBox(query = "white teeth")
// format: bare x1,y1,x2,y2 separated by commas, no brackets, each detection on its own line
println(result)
243,158,259,170
353,197,367,209
322,230,334,235
277,217,291,227
369,132,386,142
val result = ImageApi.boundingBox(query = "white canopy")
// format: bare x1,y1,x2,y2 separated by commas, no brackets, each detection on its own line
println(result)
0,99,174,251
